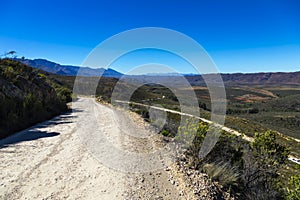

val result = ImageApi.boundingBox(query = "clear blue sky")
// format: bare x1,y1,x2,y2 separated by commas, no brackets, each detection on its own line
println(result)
1,0,299,73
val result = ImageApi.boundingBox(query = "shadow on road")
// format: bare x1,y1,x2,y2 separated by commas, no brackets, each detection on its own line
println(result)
0,130,60,148
0,108,83,148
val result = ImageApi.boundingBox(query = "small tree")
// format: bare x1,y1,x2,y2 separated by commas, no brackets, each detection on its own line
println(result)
1,51,17,58
6,51,17,58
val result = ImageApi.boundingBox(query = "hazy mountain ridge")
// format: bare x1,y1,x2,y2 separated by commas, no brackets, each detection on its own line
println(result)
15,58,123,78
17,58,300,86
185,72,300,86
221,71,300,86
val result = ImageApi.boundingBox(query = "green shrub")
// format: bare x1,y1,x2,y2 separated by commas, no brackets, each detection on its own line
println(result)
161,129,171,137
56,87,72,102
252,130,289,166
286,166,300,200
38,73,47,80
3,66,15,79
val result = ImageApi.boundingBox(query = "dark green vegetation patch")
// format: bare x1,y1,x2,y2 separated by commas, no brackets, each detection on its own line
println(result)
0,59,72,139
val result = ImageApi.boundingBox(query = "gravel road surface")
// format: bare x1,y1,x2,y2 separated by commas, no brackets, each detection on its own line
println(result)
0,98,187,200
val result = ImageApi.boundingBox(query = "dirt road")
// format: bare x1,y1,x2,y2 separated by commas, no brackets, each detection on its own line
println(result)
0,98,186,200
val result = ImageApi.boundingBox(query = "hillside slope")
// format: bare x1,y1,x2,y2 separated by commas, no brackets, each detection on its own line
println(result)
0,59,71,139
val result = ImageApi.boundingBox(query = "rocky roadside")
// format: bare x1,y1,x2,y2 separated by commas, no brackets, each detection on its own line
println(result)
169,156,235,200
97,99,236,199
128,117,236,199
120,143,236,200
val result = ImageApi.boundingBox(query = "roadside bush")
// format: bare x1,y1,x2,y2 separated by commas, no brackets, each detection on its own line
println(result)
286,167,300,200
239,131,289,199
56,87,72,103
176,119,289,199
161,129,171,137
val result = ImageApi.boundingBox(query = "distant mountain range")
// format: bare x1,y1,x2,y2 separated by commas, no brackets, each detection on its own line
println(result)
186,72,300,86
15,58,123,78
17,58,300,86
